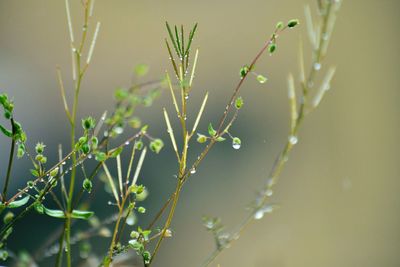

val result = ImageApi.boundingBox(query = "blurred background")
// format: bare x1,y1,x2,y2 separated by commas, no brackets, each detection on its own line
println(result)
0,0,399,266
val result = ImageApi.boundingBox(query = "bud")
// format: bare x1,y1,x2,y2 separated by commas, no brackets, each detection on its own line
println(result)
137,206,146,214
240,65,250,78
135,140,144,150
287,19,300,28
196,134,208,143
81,143,90,154
268,43,276,54
276,21,284,29
82,116,96,130
35,142,46,154
83,178,93,193
95,152,107,162
257,75,268,84
149,139,164,154
235,97,244,109
3,212,14,224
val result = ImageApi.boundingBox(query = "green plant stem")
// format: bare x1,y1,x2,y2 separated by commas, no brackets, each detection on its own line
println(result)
2,118,16,201
200,3,338,266
103,196,128,266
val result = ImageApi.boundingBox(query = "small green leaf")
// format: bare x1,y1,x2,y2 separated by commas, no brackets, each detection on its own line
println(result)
0,125,12,138
43,207,65,218
109,147,123,158
208,123,217,136
71,210,94,220
30,169,39,177
7,196,30,208
216,136,226,142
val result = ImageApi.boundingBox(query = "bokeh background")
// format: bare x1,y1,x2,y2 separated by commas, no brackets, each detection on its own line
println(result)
0,0,399,266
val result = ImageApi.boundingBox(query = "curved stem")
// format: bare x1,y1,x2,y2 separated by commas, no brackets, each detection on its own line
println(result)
2,118,16,201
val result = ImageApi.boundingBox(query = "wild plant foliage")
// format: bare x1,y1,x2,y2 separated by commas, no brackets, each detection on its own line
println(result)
0,0,341,266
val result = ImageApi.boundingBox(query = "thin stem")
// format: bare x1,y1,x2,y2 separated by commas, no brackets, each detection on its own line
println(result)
2,118,16,201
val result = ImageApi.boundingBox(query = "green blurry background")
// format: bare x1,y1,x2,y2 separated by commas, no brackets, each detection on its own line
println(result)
0,0,399,266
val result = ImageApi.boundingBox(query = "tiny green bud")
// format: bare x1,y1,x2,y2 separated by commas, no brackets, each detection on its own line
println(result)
81,143,90,154
268,43,276,54
114,88,129,101
276,21,284,29
196,134,208,144
91,136,98,146
79,136,88,145
137,206,146,214
95,152,107,162
257,75,268,84
149,139,164,154
240,65,250,78
135,140,144,150
4,110,11,119
136,188,148,201
17,143,25,158
35,142,46,154
83,178,93,193
134,64,149,77
130,230,139,239
232,137,242,150
50,167,59,177
34,202,44,214
235,97,244,109
141,125,149,133
3,211,14,224
142,250,151,264
129,117,142,129
27,181,34,188
82,116,96,130
287,19,300,28
0,250,8,261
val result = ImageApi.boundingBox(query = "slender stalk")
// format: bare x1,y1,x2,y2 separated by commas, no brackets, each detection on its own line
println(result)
200,2,339,266
2,118,16,201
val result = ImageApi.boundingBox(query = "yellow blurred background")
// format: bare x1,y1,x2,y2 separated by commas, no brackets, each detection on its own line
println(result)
0,0,399,266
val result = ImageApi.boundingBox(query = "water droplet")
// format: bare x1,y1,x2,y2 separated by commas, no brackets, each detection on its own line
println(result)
87,154,92,159
313,62,321,71
67,156,71,160
107,201,112,205
254,210,264,220
190,168,196,174
62,162,66,165
104,131,109,137
266,189,273,197
232,143,241,150
184,94,189,100
289,135,298,145
125,141,130,145
114,127,123,134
